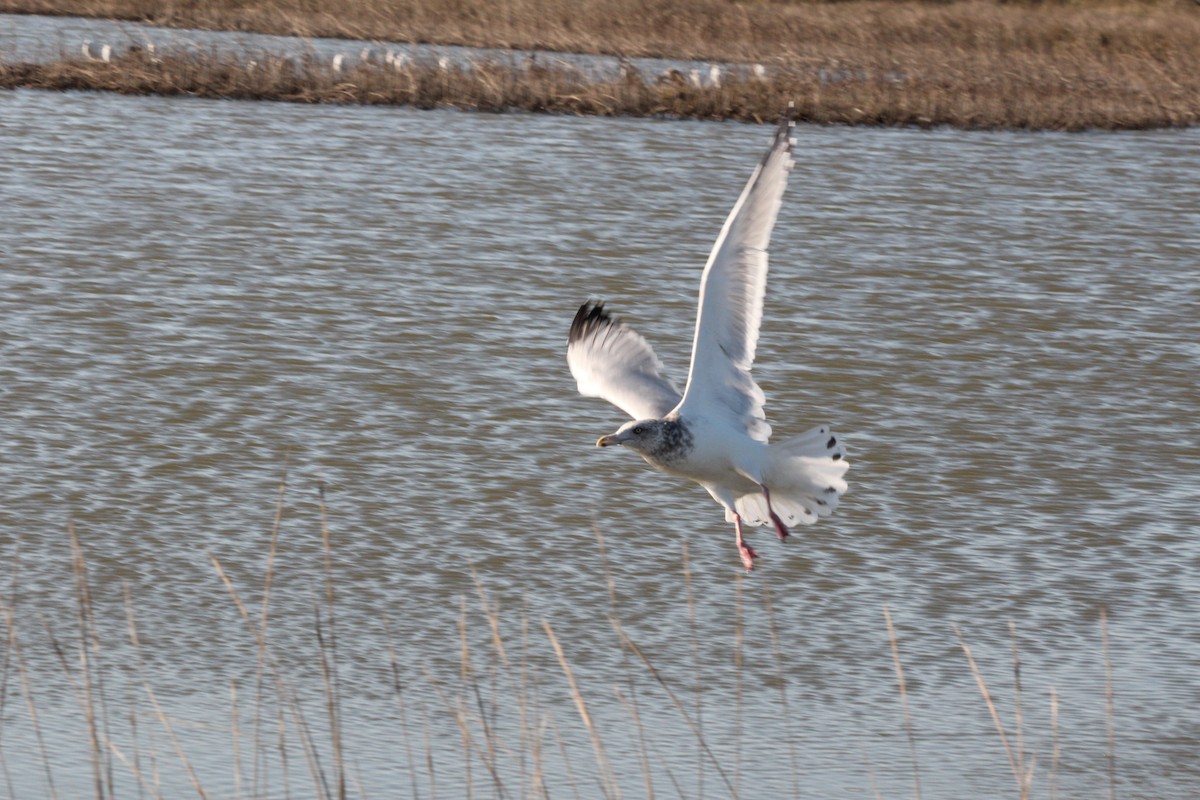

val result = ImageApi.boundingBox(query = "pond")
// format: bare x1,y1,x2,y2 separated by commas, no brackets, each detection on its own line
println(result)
1,48,1198,800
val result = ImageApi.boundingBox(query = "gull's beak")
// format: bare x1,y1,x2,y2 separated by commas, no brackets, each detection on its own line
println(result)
596,434,619,447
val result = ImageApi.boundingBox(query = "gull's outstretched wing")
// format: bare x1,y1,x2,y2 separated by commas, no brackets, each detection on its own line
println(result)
675,116,795,443
568,300,683,421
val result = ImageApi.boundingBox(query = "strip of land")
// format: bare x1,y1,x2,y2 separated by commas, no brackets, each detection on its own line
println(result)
2,0,1198,129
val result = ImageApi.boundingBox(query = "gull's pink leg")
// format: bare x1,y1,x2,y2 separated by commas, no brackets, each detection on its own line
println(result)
760,485,790,542
734,514,758,572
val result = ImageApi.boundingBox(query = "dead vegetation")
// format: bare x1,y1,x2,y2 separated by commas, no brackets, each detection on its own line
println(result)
2,0,1199,128
2,39,1197,130
0,514,1119,799
2,0,1195,65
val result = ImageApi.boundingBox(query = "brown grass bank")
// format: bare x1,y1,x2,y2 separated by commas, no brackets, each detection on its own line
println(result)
3,0,1197,65
3,0,1199,129
2,44,1197,130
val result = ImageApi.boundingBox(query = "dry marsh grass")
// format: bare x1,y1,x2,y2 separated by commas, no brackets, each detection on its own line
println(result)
2,0,1199,128
0,509,1121,800
2,42,1197,129
2,0,1196,64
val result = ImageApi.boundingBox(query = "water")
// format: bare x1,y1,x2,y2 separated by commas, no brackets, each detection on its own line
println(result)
2,65,1199,800
0,11,730,80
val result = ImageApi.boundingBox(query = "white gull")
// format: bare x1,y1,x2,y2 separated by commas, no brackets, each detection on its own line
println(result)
567,115,849,571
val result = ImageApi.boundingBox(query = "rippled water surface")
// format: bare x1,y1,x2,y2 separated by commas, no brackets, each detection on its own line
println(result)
1,77,1198,799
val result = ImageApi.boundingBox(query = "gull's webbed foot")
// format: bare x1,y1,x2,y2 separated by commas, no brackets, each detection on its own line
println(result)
760,485,790,541
734,514,758,572
769,512,790,542
738,540,759,572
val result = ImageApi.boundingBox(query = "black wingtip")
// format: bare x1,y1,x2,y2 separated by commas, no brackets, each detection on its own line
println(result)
569,299,611,345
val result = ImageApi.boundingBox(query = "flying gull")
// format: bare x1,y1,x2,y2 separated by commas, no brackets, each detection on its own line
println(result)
567,116,849,571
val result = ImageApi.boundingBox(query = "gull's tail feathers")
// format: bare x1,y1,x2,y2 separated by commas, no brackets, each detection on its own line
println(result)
726,424,849,527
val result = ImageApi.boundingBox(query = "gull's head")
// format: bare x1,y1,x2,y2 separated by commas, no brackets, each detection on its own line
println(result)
596,419,666,454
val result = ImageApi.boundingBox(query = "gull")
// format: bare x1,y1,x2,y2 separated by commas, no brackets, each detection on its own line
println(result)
567,115,849,571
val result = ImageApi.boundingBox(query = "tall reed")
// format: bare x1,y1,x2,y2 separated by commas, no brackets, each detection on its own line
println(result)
0,506,1130,799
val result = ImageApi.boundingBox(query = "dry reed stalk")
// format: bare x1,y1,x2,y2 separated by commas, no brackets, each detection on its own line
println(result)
883,606,921,800
455,597,475,799
420,664,510,800
732,573,745,795
470,572,543,798
275,705,291,799
122,590,209,799
610,683,687,799
1009,622,1024,785
610,620,738,800
542,619,619,800
275,642,334,800
252,462,289,798
861,751,883,800
420,704,437,800
208,553,334,800
519,608,536,798
614,681,691,800
545,706,583,800
230,680,243,800
681,541,703,800
124,679,148,800
116,600,160,800
0,678,9,796
0,548,20,800
520,609,553,800
762,585,800,798
528,712,550,800
315,483,347,800
592,526,655,799
286,658,336,796
0,595,60,800
954,624,1023,795
465,577,517,792
1008,621,1033,800
103,737,160,799
384,620,423,800
68,524,108,800
1101,607,1115,800
311,600,344,800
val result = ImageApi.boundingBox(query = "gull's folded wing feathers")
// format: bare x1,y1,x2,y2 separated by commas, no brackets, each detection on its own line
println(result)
567,300,683,421
677,116,795,442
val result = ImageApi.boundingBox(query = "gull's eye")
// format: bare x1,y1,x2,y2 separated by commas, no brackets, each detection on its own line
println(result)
633,426,645,435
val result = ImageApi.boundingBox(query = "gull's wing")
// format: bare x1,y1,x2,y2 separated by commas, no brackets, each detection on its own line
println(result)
675,116,795,443
568,300,683,420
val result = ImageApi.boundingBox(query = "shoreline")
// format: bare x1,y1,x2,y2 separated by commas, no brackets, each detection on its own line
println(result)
4,1,1196,63
3,45,1198,131
3,1,1199,129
